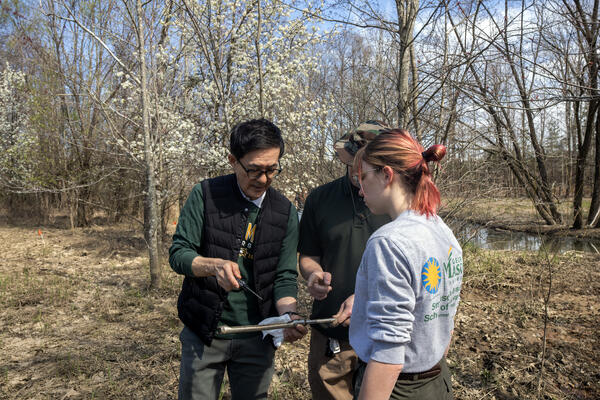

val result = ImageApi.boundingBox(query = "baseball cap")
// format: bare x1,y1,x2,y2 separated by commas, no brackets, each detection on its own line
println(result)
333,120,392,165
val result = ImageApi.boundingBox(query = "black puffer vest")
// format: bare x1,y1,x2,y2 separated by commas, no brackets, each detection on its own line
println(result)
177,174,291,345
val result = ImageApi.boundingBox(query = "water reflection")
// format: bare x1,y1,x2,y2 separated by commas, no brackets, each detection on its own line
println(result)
300,211,599,253
455,224,600,254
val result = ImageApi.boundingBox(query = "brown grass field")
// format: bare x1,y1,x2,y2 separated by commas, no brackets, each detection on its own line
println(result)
443,197,599,238
0,219,598,399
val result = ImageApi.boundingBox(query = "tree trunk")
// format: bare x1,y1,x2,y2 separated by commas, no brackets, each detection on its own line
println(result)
394,0,418,128
137,0,161,289
565,99,572,197
563,0,599,228
588,109,600,226
255,0,264,117
409,40,420,139
573,101,597,228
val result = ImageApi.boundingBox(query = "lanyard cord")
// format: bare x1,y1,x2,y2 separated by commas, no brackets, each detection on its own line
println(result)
348,175,370,223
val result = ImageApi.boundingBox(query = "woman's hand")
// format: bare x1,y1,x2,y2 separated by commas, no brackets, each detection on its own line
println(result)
332,294,354,327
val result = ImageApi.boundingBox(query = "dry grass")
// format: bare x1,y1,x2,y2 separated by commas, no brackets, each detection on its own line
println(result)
0,222,598,399
443,197,600,240
444,196,592,224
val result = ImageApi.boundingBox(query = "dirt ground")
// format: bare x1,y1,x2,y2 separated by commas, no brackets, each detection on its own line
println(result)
0,220,598,399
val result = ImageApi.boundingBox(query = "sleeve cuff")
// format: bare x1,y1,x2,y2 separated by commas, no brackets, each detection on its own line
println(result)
181,252,198,277
273,284,298,302
370,340,406,365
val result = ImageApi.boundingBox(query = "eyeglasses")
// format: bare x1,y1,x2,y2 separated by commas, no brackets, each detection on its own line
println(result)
238,159,282,179
352,167,380,187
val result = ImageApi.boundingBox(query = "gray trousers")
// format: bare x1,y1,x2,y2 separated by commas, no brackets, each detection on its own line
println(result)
178,326,276,400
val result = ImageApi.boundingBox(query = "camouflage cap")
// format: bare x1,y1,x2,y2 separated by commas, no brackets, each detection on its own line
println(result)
333,120,392,165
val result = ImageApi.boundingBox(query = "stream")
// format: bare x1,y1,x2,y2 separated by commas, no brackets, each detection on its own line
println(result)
298,211,599,254
455,223,600,254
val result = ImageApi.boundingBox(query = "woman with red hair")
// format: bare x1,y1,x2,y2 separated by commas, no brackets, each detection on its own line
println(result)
347,129,463,399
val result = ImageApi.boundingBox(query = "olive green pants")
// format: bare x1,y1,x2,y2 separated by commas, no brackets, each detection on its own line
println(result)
353,358,453,400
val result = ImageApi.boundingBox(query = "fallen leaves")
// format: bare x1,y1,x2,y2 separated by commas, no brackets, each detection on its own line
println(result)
0,224,599,399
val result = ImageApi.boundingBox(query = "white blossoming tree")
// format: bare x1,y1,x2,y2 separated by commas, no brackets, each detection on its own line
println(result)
179,0,335,201
0,63,36,192
3,0,343,287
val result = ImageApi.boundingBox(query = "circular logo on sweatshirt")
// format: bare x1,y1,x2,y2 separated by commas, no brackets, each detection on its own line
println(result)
422,257,441,294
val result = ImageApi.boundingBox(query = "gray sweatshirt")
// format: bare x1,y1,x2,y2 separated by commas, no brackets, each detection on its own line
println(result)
349,210,463,372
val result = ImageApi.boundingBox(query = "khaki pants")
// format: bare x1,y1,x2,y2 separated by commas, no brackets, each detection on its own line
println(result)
308,328,358,400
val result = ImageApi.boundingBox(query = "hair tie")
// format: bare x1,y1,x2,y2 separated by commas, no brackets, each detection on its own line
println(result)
421,151,427,161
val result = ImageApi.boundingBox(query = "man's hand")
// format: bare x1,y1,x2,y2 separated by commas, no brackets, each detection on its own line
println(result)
283,313,308,343
190,256,242,291
214,260,242,291
332,294,354,327
275,297,307,343
307,271,332,300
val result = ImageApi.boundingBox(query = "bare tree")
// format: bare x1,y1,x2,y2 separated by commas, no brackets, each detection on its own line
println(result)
445,1,563,225
560,0,599,228
47,0,187,288
538,0,599,228
136,0,161,288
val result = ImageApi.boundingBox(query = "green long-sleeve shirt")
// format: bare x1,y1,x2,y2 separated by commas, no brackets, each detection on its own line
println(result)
169,183,299,336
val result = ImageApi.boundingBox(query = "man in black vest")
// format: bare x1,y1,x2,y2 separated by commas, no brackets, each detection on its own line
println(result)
169,118,306,400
